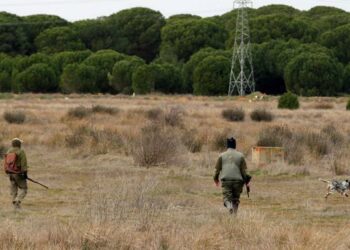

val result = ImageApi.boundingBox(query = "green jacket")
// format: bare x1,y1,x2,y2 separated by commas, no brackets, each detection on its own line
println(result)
214,149,247,182
7,147,28,172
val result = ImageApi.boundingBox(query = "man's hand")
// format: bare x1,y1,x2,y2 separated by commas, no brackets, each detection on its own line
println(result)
21,171,28,179
214,180,220,187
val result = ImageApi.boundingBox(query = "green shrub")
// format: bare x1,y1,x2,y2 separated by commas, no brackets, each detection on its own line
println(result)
346,99,350,110
222,108,245,122
250,109,273,122
3,111,26,124
278,92,299,109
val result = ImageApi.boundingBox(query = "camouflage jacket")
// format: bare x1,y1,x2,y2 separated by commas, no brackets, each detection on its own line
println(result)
7,147,28,172
214,149,247,182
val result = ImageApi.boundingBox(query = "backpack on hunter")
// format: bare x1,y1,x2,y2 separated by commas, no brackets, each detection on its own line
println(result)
4,152,21,174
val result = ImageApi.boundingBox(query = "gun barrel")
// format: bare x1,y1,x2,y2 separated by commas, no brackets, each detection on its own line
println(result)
27,177,49,189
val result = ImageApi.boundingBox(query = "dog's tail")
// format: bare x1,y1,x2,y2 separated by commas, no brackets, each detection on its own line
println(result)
319,178,330,183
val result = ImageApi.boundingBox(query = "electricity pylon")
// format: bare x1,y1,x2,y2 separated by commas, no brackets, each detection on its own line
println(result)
228,0,255,96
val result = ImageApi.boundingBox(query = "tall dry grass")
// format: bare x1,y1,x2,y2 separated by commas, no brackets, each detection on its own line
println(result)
0,95,349,249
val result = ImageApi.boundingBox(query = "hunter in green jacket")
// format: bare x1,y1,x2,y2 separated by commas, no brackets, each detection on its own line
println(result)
6,138,28,209
214,137,248,215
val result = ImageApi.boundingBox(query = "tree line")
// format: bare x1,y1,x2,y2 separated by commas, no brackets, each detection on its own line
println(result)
0,5,349,96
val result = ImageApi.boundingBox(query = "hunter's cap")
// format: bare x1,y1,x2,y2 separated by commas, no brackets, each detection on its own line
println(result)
11,138,23,143
227,137,236,149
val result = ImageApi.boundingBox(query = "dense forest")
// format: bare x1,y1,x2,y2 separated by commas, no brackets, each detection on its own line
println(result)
0,5,349,96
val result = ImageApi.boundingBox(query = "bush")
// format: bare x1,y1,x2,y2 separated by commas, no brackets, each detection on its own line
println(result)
67,106,92,119
92,105,119,115
250,109,273,122
321,125,343,146
300,131,330,156
164,107,184,127
278,92,299,109
181,129,203,153
3,111,26,124
257,125,292,147
211,129,232,151
131,123,180,167
65,126,87,148
222,108,245,122
64,125,124,154
257,125,303,164
347,99,350,110
146,108,164,120
312,102,334,110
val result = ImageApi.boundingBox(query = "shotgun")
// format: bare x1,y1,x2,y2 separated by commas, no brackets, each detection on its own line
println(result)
245,174,252,198
27,177,49,189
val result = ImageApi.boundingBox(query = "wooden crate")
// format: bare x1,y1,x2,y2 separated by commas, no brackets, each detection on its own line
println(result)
252,146,285,166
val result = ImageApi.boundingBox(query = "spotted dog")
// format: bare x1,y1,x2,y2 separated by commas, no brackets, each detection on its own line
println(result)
319,179,350,199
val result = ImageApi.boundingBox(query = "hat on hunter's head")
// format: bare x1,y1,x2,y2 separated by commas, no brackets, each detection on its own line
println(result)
227,137,236,149
11,138,23,147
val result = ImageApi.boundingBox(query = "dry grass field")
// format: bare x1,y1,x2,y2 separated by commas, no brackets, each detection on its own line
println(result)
0,93,350,249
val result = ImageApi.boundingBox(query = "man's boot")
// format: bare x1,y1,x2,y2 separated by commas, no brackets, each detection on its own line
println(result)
224,201,234,214
232,202,239,215
13,201,21,210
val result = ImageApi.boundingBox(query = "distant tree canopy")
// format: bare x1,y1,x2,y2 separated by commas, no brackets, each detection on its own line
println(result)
109,56,145,94
284,52,343,96
161,19,227,62
35,26,85,53
107,8,165,62
0,5,349,96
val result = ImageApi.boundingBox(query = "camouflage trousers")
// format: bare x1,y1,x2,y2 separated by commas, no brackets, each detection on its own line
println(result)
8,174,28,203
221,180,244,207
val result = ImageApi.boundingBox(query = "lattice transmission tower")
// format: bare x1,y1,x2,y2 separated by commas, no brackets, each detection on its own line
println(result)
228,0,255,96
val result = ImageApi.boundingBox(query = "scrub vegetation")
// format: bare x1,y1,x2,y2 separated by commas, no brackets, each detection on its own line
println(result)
0,94,349,249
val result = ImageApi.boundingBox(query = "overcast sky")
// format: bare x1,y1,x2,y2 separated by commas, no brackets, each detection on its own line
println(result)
0,0,349,21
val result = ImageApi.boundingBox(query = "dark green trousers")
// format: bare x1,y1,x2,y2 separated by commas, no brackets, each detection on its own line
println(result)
221,180,244,206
